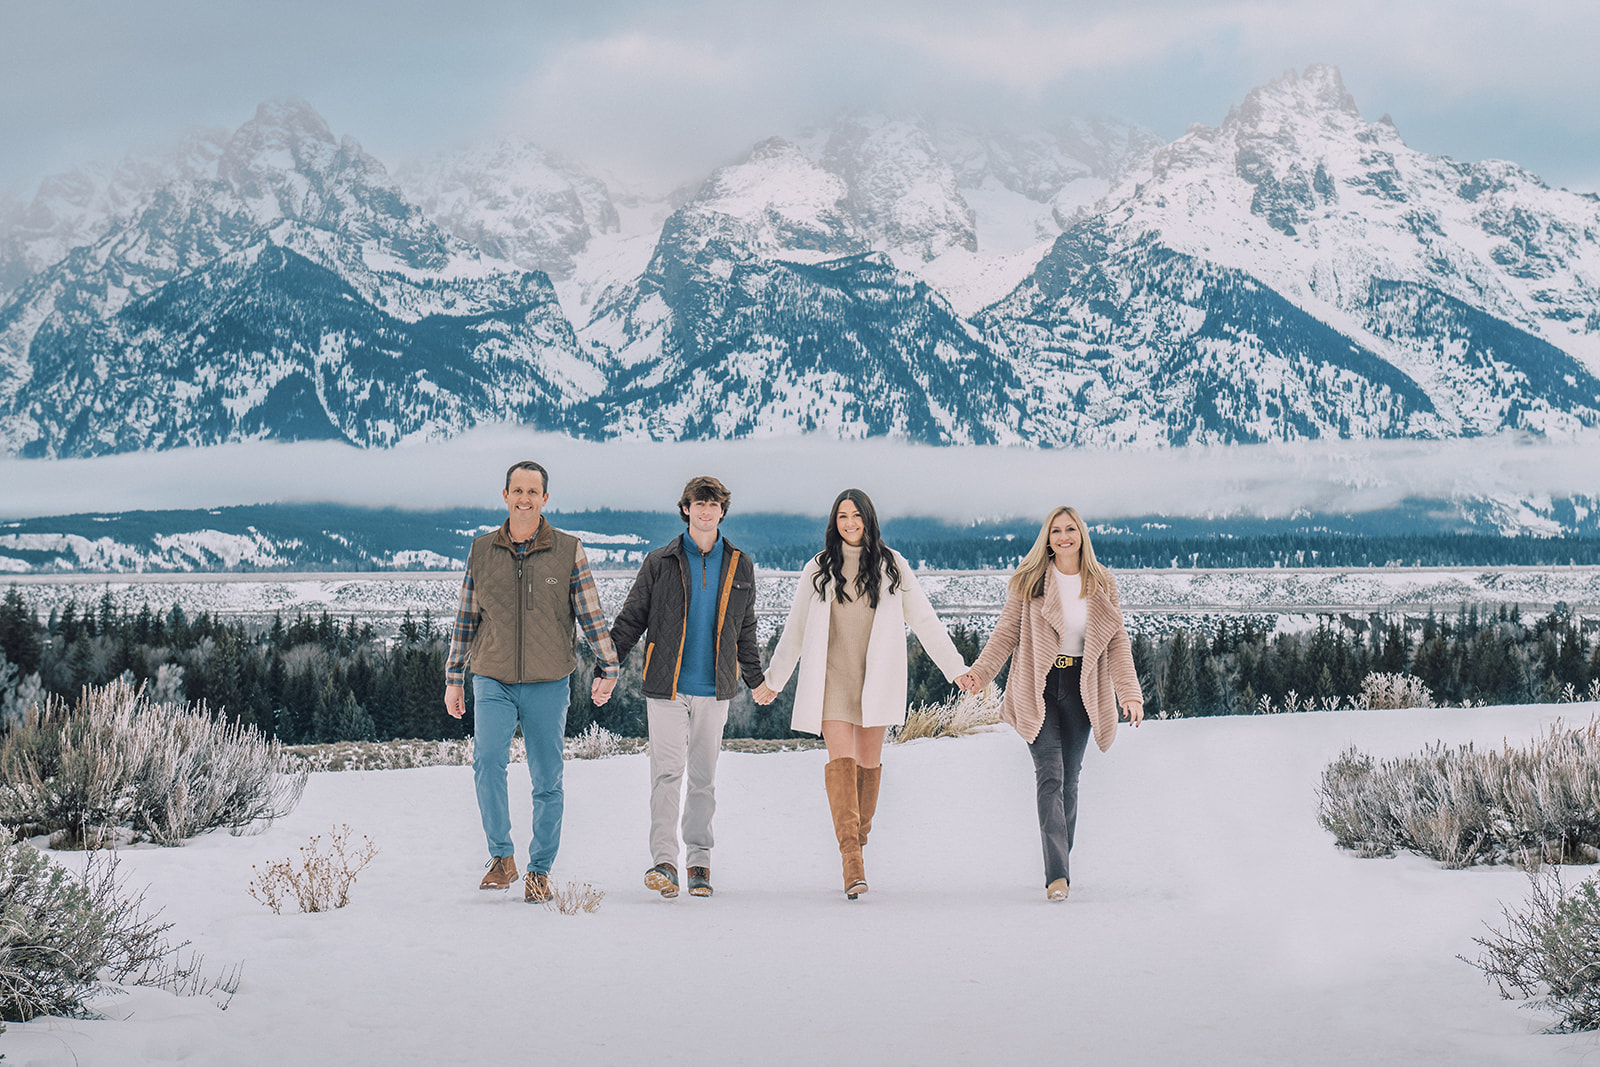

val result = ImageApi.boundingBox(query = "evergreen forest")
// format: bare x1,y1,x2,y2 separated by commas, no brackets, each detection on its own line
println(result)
1,588,1596,744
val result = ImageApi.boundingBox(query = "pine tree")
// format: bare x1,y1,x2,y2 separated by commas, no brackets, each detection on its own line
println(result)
1131,634,1161,718
1161,629,1198,717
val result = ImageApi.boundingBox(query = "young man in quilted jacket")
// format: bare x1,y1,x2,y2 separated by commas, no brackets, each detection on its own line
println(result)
607,476,770,899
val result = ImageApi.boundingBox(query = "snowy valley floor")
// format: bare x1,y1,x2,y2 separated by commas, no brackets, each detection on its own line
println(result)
8,703,1600,1066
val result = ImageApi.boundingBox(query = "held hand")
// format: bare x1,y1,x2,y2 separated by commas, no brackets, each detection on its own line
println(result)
752,682,777,705
1123,700,1145,727
954,672,980,694
592,677,617,707
444,684,466,719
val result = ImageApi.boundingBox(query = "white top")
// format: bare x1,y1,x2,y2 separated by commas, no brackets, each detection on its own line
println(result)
1054,568,1088,657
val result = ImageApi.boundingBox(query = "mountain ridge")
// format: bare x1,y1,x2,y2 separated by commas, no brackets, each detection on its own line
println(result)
1,69,1597,459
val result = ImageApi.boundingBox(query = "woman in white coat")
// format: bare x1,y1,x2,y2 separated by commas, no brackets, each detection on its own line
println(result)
755,489,969,899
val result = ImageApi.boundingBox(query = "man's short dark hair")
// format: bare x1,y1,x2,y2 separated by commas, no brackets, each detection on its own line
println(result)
678,475,731,523
505,460,550,493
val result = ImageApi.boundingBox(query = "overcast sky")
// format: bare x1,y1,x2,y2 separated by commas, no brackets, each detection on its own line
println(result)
3,0,1598,196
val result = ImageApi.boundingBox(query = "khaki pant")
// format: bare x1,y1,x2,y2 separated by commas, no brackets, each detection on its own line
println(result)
646,694,729,869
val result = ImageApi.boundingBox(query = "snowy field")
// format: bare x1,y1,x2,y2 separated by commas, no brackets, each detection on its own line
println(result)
7,702,1600,1065
8,565,1600,639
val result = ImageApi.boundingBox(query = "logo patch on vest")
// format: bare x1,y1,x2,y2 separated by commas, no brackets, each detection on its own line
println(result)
545,577,558,584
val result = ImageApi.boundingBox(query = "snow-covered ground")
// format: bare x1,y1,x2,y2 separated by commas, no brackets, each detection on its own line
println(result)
6,702,1599,1065
7,567,1599,640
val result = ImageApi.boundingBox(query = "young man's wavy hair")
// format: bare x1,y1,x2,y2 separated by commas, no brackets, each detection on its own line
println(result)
1009,505,1109,601
812,488,901,607
678,475,731,523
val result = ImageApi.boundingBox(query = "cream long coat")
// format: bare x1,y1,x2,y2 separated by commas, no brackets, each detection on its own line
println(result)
766,550,969,735
969,565,1143,753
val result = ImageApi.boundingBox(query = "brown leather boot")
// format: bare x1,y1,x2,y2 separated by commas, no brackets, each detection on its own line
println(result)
479,855,518,890
524,870,552,903
825,757,867,899
856,763,882,848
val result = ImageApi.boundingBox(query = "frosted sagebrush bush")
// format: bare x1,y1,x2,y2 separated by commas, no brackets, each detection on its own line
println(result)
0,680,308,848
248,825,378,915
1314,748,1403,858
1360,672,1436,710
1318,720,1600,868
0,838,233,1022
891,686,1004,743
1470,869,1600,1033
565,722,623,760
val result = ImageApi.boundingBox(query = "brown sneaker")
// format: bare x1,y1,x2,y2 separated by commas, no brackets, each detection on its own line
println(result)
644,862,679,898
524,871,552,903
479,855,518,890
686,866,713,897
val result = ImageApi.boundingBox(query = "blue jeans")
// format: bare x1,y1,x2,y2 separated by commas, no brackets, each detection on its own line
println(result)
1027,663,1092,886
472,675,570,874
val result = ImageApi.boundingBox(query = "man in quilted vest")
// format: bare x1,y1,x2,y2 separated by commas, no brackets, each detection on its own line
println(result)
444,460,620,903
607,476,770,900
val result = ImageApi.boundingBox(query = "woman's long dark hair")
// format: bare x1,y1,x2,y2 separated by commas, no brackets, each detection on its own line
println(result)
812,488,901,607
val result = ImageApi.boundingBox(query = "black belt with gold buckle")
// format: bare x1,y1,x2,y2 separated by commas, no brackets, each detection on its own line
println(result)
1053,655,1078,668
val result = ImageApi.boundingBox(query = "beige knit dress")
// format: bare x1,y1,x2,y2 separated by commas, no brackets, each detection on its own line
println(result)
822,543,875,725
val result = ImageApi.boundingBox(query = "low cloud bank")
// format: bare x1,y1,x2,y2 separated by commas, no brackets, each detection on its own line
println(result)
1,428,1596,523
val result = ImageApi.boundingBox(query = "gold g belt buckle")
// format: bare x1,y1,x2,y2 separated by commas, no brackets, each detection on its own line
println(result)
1054,655,1078,668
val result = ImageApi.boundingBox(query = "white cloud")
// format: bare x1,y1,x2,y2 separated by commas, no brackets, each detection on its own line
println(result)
2,430,1595,523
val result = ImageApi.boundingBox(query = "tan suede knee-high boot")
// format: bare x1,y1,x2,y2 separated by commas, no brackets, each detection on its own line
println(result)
825,757,867,898
856,763,882,849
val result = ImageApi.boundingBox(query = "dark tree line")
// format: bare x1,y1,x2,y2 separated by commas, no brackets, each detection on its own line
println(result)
1136,603,1600,717
0,587,466,744
755,534,1600,571
3,587,1595,743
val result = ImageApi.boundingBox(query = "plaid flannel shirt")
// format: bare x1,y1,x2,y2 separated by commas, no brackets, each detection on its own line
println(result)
445,537,619,687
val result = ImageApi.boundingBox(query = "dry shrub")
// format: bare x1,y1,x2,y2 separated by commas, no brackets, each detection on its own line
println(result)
0,837,238,1022
1468,868,1600,1032
287,730,647,773
543,879,604,915
891,686,1004,743
290,738,477,773
1318,719,1600,868
0,680,307,848
248,825,378,915
566,722,623,760
1360,671,1437,710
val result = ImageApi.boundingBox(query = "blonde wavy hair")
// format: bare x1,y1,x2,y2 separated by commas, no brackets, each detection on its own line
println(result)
1008,505,1109,601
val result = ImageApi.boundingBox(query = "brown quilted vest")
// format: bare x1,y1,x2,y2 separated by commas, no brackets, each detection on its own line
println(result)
466,519,580,684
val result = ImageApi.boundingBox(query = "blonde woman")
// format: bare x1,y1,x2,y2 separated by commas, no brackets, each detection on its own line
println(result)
956,506,1144,901
755,489,968,900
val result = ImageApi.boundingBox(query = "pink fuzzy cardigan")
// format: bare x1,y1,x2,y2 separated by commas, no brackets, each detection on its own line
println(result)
969,566,1144,752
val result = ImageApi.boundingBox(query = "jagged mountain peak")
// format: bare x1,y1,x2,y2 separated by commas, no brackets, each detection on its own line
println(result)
1231,65,1364,128
787,111,976,263
396,135,620,281
680,137,866,261
0,129,230,300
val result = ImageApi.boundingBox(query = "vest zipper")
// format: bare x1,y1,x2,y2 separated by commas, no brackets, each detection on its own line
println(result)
516,557,524,682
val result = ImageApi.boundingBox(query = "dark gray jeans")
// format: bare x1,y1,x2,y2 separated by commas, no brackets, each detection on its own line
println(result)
1028,663,1092,886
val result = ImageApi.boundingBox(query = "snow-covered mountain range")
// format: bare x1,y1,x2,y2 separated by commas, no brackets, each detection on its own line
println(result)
1,66,1597,460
